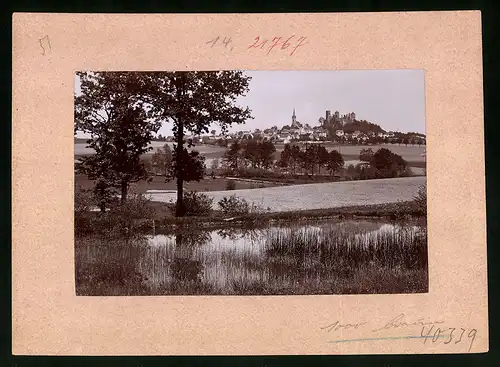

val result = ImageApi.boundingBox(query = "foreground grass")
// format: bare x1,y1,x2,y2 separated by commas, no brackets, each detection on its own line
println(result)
77,265,427,296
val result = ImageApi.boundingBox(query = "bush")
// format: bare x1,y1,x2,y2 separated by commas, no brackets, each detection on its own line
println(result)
413,184,427,215
355,164,379,180
108,190,155,230
218,195,268,216
75,187,157,237
400,167,414,177
182,191,213,216
370,148,407,177
236,167,283,179
218,195,250,215
359,148,374,162
211,158,220,170
346,164,357,176
225,179,237,190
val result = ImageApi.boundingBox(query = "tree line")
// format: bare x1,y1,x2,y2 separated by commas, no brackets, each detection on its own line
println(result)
220,141,344,177
278,144,344,176
222,140,276,171
220,141,408,179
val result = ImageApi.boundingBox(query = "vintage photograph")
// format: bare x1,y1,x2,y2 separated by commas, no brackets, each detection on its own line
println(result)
74,70,428,296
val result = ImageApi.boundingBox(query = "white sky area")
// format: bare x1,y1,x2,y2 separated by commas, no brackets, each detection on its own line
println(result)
74,70,425,136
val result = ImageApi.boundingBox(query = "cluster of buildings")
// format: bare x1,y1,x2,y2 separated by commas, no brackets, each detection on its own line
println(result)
169,108,424,145
209,109,328,144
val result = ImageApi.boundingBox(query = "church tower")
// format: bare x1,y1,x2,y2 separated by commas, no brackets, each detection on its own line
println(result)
292,108,296,124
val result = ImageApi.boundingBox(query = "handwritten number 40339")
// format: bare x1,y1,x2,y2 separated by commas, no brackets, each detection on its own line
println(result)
421,325,477,352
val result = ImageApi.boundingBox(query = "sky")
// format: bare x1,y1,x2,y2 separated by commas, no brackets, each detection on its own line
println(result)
74,69,425,136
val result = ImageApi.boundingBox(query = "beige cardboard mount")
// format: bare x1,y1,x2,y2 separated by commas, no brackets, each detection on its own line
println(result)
12,11,487,355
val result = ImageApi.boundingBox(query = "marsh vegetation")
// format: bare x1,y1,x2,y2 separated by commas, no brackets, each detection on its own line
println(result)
75,219,427,296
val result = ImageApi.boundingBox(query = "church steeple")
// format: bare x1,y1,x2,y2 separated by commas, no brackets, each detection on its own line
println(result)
292,108,296,124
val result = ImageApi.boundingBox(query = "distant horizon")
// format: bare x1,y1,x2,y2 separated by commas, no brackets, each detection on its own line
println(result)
74,70,425,137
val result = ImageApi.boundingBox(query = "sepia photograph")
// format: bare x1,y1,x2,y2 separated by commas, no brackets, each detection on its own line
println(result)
74,70,428,296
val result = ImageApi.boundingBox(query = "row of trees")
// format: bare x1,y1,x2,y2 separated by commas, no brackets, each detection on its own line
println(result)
218,142,407,179
328,134,426,146
222,140,276,171
75,71,253,216
219,141,344,177
278,144,344,176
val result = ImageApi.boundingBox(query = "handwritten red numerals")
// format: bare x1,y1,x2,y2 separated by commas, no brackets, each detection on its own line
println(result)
248,36,308,56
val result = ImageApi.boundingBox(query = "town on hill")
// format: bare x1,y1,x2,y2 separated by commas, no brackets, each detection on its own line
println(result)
153,108,427,147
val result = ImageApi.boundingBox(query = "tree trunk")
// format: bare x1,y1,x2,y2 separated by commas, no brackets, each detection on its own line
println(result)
120,181,128,205
175,119,186,217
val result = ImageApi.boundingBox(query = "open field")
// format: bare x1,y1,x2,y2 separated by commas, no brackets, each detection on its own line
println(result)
75,174,278,193
74,141,227,156
145,176,426,212
75,142,426,166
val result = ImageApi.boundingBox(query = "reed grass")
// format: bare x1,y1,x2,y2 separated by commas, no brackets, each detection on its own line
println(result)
263,225,427,270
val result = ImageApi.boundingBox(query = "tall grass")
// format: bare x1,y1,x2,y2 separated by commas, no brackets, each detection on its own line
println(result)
263,225,427,270
75,236,149,295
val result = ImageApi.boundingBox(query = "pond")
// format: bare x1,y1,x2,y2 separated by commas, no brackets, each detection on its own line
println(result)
75,219,428,296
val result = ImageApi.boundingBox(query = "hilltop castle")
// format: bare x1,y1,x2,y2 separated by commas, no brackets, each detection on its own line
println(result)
324,110,356,126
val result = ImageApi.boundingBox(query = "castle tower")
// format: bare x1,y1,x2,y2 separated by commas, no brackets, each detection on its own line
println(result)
326,110,331,122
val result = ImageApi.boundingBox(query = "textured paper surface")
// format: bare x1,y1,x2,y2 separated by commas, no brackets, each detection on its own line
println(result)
12,11,487,355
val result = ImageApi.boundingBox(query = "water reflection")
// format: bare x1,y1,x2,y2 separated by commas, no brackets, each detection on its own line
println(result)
170,232,208,282
136,220,426,294
80,219,427,295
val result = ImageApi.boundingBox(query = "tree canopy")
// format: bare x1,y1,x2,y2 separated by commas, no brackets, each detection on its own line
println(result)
144,71,253,216
75,71,161,209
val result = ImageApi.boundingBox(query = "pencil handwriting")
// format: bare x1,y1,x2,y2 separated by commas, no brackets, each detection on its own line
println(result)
372,313,445,332
39,35,51,55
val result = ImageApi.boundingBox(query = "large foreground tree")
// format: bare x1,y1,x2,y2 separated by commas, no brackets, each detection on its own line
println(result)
146,71,253,217
75,72,160,209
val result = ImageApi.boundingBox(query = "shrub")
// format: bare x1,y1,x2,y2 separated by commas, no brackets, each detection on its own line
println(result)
211,158,220,170
359,148,374,162
225,179,237,190
182,191,213,216
355,164,379,180
346,164,357,176
218,195,268,216
413,184,427,215
218,195,250,215
108,189,155,231
75,187,157,237
370,148,407,177
400,167,414,177
236,167,282,179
